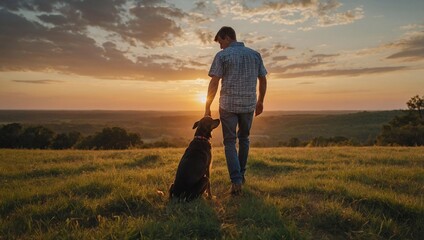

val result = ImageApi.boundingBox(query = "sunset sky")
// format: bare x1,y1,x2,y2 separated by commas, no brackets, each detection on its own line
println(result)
1,0,423,111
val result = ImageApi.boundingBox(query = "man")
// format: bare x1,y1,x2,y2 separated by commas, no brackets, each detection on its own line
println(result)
204,26,267,195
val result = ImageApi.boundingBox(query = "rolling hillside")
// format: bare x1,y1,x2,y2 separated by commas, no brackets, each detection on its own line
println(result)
0,147,423,239
0,110,403,146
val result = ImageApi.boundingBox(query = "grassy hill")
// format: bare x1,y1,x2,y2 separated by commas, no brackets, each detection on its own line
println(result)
1,147,423,239
0,110,403,146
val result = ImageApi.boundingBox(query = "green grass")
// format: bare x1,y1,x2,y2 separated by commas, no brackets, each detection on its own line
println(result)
0,147,423,239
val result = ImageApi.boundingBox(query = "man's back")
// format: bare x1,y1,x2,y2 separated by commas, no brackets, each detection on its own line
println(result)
209,42,267,113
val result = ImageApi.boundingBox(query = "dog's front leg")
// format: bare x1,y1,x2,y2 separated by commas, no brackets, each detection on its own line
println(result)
205,168,213,199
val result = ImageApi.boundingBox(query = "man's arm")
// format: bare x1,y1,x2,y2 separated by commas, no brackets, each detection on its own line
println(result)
205,76,221,117
255,75,267,116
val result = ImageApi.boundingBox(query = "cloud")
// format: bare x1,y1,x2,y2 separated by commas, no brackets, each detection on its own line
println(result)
222,0,312,24
0,0,412,83
315,89,371,95
284,62,328,72
125,4,186,47
215,0,363,27
260,43,295,58
298,26,313,31
273,56,289,61
0,4,205,81
193,1,208,11
190,0,221,19
70,0,125,26
400,24,424,31
0,0,187,47
262,25,421,80
265,41,415,79
298,81,314,85
269,51,334,73
37,14,68,26
0,0,58,12
12,80,65,84
312,53,339,59
276,66,408,78
316,0,364,27
354,25,424,62
386,31,424,61
317,8,364,27
241,32,271,45
195,29,214,45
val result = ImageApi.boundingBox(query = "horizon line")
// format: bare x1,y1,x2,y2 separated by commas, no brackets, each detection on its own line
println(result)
0,108,406,112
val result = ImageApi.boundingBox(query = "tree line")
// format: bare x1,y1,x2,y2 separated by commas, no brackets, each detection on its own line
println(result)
1,95,422,149
376,95,424,146
0,123,365,149
0,124,142,150
278,95,424,147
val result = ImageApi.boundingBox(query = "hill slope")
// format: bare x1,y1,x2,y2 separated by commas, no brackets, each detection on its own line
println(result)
0,147,423,239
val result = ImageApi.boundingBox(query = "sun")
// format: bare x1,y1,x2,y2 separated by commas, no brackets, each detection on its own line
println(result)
197,93,207,104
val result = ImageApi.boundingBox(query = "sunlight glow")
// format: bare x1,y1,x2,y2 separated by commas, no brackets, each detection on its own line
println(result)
197,93,207,104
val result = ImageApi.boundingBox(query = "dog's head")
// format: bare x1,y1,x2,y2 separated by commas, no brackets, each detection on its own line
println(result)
192,116,220,138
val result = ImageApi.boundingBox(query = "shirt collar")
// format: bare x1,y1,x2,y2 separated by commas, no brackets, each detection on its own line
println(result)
229,42,245,47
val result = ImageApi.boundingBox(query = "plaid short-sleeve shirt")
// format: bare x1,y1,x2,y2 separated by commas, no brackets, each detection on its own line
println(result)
208,42,267,113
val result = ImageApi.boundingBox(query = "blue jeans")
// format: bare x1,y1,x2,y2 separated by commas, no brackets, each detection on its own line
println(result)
219,108,254,184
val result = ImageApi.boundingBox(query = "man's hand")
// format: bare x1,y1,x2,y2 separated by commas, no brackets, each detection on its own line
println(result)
204,76,220,118
204,109,211,117
256,76,266,117
255,101,263,116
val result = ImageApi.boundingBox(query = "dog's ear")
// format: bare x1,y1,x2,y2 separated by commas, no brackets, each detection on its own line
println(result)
192,121,200,129
212,119,220,129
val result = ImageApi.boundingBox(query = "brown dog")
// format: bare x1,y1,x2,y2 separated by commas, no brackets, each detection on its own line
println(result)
169,116,220,201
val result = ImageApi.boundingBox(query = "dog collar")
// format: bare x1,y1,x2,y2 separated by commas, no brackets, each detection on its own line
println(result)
194,136,210,141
